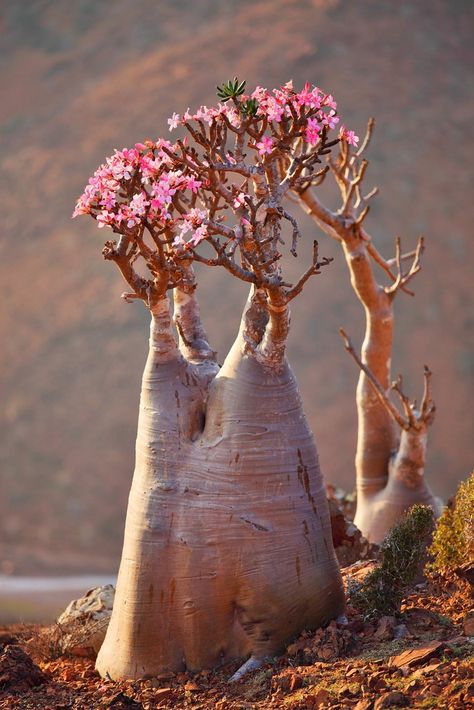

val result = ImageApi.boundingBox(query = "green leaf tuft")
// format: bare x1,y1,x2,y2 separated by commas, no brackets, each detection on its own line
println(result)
217,77,247,103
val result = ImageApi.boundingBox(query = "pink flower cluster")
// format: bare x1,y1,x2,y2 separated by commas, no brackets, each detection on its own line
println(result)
172,208,208,248
72,143,207,248
74,81,359,249
168,103,242,131
166,81,358,152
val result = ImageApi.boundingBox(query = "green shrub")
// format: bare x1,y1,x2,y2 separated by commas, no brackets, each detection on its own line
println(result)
350,504,434,619
428,472,474,574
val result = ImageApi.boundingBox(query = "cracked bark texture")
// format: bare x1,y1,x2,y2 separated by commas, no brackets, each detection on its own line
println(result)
96,291,343,679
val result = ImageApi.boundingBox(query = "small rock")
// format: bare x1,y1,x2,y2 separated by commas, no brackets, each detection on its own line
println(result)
328,498,375,566
373,691,407,709
341,559,379,586
374,616,395,640
346,666,362,678
353,700,373,710
411,661,442,678
389,640,444,668
308,687,331,708
184,680,199,691
154,687,172,702
338,683,355,696
155,671,175,681
463,611,474,636
56,584,115,656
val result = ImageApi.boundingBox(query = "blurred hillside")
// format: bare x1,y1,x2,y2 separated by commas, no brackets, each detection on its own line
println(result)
1,0,473,574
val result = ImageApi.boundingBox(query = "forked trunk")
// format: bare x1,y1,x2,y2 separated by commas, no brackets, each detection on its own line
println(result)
355,427,441,543
96,293,343,679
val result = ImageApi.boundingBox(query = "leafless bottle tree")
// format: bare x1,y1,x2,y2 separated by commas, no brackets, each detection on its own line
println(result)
294,120,441,542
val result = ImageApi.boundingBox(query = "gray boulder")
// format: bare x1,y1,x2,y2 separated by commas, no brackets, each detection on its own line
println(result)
56,584,114,657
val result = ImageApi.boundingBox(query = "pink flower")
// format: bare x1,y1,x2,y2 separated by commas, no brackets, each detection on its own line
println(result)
265,98,285,123
127,215,140,229
251,86,269,102
72,200,90,218
222,105,241,128
185,176,202,193
187,207,207,224
100,191,116,210
172,233,186,248
339,127,359,146
321,109,339,129
233,192,247,209
323,94,337,110
129,192,149,216
294,83,321,110
195,106,214,125
111,159,132,181
189,224,208,246
96,211,115,229
305,117,321,145
167,112,180,131
256,135,274,156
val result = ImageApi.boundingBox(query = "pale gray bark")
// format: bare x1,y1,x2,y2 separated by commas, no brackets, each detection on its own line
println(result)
96,290,343,679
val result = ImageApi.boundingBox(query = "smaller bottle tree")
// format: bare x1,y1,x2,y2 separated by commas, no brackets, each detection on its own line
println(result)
73,80,355,680
293,120,441,542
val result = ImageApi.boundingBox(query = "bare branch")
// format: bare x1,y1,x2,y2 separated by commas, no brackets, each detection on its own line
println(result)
102,239,151,302
121,292,141,303
420,365,436,424
339,328,408,430
354,117,375,159
386,248,418,268
385,236,424,298
286,241,333,301
354,204,370,225
297,188,344,242
391,375,417,428
277,208,302,257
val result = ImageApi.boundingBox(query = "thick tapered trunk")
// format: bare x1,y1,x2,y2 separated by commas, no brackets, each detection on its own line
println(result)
342,239,439,543
96,295,343,680
355,427,442,542
298,187,440,544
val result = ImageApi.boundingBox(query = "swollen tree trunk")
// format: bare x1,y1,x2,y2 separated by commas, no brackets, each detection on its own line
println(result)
299,186,440,544
96,289,343,680
339,321,441,545
342,237,440,543
341,238,397,501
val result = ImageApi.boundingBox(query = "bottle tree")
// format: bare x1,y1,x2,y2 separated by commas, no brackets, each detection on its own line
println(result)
294,120,441,543
74,80,354,680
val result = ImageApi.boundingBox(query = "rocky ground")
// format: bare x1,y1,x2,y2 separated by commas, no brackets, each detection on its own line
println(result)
1,570,472,710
